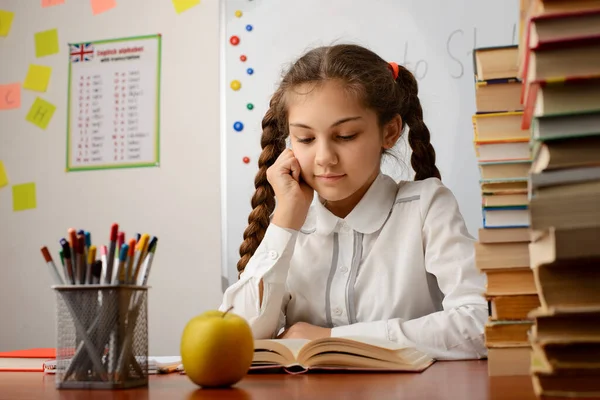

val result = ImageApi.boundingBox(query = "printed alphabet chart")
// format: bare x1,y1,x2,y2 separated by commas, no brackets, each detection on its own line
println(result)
67,35,161,171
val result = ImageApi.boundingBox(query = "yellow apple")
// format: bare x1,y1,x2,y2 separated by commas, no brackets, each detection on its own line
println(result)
180,307,254,388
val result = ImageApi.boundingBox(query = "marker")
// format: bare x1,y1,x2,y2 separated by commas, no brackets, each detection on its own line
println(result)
106,224,118,284
41,247,64,285
91,260,102,285
87,245,97,284
68,228,77,257
116,244,129,285
139,237,158,285
77,235,86,284
126,239,136,283
85,232,92,253
60,239,75,285
100,245,108,284
131,234,149,284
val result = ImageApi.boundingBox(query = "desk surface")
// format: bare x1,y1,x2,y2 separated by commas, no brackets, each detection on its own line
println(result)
0,361,537,400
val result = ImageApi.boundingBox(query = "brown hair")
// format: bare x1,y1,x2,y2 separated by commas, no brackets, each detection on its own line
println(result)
237,44,441,276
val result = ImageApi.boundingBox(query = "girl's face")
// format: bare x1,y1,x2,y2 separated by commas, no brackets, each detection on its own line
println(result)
287,80,400,214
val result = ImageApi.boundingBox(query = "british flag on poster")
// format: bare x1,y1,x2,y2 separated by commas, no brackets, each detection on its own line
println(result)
70,43,94,63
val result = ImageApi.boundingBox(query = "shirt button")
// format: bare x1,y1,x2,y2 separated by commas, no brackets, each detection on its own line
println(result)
268,250,278,260
333,307,342,316
339,266,348,273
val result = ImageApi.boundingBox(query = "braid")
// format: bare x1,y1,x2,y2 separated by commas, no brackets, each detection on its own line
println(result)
237,93,287,276
397,66,441,181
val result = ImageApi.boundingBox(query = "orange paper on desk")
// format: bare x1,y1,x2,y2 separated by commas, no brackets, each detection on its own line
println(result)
0,348,56,372
252,336,434,374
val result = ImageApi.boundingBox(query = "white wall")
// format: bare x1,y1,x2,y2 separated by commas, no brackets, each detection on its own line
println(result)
0,0,222,356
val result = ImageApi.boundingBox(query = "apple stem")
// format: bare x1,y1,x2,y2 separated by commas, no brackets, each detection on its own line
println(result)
222,305,234,318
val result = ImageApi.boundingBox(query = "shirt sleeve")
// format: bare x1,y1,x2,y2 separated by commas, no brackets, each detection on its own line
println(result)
331,178,488,360
218,223,296,340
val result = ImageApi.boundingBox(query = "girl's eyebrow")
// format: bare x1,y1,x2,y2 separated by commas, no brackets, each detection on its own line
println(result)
289,116,363,130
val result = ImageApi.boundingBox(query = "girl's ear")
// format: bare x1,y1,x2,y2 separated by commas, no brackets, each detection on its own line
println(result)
382,115,403,150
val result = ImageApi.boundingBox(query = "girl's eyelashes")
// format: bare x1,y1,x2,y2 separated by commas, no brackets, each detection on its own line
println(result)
296,137,314,144
294,133,359,144
337,133,358,141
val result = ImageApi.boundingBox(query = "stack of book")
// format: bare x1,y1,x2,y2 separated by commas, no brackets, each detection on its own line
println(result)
518,0,600,397
472,45,540,376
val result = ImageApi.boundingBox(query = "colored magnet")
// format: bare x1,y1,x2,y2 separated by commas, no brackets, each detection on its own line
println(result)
229,35,240,46
240,55,247,62
246,103,254,110
230,80,241,91
243,157,250,164
246,68,254,75
235,10,242,17
246,24,253,31
233,121,244,131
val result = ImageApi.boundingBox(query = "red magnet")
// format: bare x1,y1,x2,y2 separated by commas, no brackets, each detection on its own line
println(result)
230,35,240,46
243,157,250,164
240,54,247,62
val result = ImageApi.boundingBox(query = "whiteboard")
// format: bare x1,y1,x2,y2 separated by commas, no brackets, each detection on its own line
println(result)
220,0,519,289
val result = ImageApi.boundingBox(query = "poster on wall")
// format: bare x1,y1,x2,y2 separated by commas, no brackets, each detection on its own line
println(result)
66,34,161,172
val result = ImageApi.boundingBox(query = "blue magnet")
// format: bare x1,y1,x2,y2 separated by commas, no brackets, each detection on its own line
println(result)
233,121,244,132
247,68,254,75
246,24,253,31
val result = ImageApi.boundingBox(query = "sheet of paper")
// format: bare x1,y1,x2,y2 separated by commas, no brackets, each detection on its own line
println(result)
0,161,8,188
91,0,116,15
42,0,65,7
34,28,59,57
0,83,21,110
172,0,200,14
26,97,56,129
67,35,161,170
13,183,37,211
0,10,15,37
23,64,52,92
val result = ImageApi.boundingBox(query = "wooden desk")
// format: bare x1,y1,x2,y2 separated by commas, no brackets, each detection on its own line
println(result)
0,361,537,400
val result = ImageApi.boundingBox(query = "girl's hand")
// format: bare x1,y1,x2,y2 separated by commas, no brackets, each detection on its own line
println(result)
277,322,332,341
267,149,314,230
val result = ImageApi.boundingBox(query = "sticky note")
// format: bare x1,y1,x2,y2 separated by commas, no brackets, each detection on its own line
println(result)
41,0,65,7
23,65,52,92
34,28,59,57
172,0,200,14
0,161,8,188
26,97,56,129
0,10,15,37
0,83,21,110
13,183,37,211
91,0,116,15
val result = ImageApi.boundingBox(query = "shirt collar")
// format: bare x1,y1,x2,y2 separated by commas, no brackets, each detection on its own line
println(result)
305,173,398,236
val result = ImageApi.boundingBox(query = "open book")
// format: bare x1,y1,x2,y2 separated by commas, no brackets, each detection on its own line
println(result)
252,336,434,373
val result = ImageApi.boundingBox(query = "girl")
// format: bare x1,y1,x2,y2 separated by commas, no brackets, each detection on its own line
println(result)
220,44,487,360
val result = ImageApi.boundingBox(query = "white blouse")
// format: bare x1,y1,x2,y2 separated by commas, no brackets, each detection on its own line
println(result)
220,173,488,360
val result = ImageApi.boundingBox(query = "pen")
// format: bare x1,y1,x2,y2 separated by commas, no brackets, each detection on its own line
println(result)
91,260,102,285
106,223,118,284
41,246,64,285
115,231,125,281
60,239,75,285
140,237,158,286
132,234,149,285
87,245,97,284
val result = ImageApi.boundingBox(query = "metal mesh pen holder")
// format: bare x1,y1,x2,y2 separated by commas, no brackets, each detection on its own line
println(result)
54,285,149,389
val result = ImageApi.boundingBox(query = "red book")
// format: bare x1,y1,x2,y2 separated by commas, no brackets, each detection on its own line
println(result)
0,348,56,372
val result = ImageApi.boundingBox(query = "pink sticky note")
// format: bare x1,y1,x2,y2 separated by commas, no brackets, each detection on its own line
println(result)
41,0,65,7
0,83,21,110
91,0,116,15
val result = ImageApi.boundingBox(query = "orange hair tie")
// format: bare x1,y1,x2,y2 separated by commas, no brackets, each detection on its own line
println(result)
388,62,399,80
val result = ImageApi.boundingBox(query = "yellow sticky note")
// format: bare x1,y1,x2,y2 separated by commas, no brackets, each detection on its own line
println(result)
13,183,37,211
0,161,8,188
172,0,200,14
0,10,15,37
34,28,59,57
0,83,21,109
42,0,65,7
23,65,52,92
91,0,117,15
26,97,56,129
